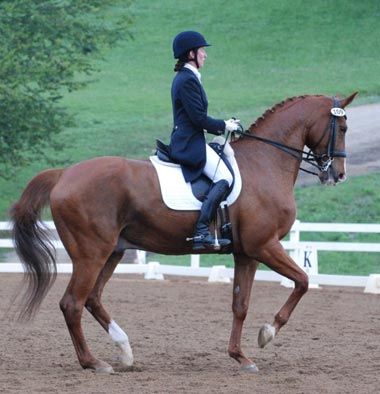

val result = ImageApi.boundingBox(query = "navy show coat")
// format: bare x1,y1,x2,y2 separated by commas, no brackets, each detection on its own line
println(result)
169,67,225,182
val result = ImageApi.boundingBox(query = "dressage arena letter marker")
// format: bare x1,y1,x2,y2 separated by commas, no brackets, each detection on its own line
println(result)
304,250,312,268
301,246,319,288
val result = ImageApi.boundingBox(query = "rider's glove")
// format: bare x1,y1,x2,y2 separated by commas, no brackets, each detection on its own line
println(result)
224,118,241,132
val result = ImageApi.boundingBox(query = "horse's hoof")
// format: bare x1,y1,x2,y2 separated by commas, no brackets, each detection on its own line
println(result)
115,354,134,367
241,363,259,373
115,341,134,367
258,323,276,348
95,365,114,374
93,361,115,374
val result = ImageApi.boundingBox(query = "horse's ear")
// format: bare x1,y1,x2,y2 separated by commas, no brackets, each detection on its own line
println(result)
340,92,358,108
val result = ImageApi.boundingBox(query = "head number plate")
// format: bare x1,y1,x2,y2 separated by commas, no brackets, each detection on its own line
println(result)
331,107,346,117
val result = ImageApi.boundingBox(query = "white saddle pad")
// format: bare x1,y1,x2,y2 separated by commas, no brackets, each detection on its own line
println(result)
150,146,242,211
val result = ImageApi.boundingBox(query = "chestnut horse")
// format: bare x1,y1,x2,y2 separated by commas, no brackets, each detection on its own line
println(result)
11,92,357,373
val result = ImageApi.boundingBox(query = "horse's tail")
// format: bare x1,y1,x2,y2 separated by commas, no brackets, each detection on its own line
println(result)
10,168,64,320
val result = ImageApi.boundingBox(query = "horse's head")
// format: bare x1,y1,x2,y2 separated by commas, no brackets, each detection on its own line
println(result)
306,92,358,185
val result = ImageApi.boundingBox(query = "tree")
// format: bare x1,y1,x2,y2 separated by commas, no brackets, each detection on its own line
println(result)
0,0,133,177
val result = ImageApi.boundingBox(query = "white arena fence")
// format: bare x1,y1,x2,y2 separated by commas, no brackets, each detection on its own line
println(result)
0,220,379,293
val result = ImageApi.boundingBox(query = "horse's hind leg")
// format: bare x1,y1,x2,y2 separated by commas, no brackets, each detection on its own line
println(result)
228,255,259,372
60,258,114,372
58,231,118,373
257,241,308,348
85,250,133,368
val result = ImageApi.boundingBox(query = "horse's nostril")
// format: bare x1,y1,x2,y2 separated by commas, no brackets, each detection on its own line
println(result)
338,173,347,182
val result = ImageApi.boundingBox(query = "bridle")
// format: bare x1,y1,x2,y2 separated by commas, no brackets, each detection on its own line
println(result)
233,98,347,177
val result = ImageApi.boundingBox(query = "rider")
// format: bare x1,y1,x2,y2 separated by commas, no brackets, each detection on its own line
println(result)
169,31,240,250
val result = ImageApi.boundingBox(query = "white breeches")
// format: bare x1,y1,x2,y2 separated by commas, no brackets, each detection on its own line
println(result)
203,144,233,186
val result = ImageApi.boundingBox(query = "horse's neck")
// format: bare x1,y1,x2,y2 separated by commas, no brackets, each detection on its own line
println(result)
237,104,308,185
253,103,307,151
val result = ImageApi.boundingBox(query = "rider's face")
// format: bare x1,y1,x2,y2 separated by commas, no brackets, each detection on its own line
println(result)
189,47,207,69
196,47,207,68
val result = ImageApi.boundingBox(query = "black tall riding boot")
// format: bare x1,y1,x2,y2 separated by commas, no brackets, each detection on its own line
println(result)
192,180,231,250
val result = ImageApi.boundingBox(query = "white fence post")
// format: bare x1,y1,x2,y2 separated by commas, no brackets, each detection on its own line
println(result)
190,254,200,268
135,250,146,264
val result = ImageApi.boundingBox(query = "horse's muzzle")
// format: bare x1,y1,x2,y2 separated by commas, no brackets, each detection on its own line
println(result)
318,166,346,185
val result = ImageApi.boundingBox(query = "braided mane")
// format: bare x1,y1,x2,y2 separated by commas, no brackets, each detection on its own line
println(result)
248,95,321,132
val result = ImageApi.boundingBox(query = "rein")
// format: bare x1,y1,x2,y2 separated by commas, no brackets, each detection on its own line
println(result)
234,98,346,177
234,130,323,176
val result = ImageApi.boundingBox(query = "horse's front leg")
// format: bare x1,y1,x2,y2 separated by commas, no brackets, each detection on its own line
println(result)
228,254,259,372
257,240,308,348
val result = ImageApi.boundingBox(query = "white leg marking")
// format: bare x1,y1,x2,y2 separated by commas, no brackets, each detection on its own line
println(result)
108,320,134,366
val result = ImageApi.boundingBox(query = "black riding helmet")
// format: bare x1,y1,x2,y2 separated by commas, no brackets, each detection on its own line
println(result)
172,31,211,68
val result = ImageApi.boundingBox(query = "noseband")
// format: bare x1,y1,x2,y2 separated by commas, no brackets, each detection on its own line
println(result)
234,97,347,177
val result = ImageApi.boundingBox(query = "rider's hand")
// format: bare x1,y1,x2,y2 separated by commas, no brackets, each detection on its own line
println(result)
224,118,241,132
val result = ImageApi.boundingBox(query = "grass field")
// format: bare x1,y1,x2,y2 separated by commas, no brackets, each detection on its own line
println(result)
1,0,379,274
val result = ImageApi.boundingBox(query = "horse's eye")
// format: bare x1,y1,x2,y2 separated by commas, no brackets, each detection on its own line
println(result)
340,126,347,133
